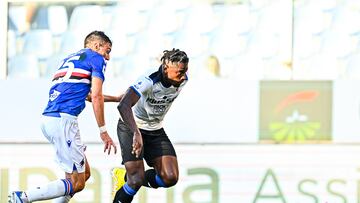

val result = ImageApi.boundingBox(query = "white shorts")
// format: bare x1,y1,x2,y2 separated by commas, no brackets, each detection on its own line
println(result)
41,113,86,173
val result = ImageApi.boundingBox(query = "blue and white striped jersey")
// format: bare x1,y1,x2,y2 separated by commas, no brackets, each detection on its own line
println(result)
43,48,106,117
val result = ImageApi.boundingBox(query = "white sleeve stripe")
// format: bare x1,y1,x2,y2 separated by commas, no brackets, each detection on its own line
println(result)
55,68,91,75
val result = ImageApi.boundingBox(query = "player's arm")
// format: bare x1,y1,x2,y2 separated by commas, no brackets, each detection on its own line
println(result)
91,77,117,154
117,87,142,158
104,94,124,102
87,91,124,102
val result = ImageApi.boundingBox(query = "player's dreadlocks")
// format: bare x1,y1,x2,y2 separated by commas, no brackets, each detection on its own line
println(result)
160,48,189,64
84,30,112,48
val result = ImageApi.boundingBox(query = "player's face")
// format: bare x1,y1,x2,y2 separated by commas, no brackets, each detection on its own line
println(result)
96,42,112,61
164,61,188,86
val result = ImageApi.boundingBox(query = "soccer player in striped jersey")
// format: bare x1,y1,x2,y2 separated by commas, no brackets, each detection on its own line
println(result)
9,31,117,203
109,48,189,203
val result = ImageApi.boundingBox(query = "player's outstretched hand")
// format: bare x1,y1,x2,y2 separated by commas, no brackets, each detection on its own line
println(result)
100,132,117,155
132,131,143,158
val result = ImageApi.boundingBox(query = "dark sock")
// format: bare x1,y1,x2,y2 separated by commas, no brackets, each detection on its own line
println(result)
143,169,166,188
113,183,136,203
143,169,157,188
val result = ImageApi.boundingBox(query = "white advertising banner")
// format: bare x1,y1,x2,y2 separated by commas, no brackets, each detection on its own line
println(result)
1,144,360,203
3,79,360,144
0,79,259,144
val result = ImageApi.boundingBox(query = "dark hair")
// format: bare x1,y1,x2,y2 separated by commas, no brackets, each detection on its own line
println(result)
160,48,189,64
84,31,112,48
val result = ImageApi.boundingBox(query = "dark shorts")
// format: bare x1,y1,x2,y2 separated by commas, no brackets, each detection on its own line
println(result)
117,119,177,167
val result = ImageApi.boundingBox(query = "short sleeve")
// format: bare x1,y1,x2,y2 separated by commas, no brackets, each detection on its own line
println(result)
130,76,153,97
90,55,106,81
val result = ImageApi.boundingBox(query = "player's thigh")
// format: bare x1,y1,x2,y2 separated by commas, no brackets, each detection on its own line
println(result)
65,116,86,173
117,119,144,163
153,155,179,176
47,114,86,173
142,128,177,167
41,115,62,144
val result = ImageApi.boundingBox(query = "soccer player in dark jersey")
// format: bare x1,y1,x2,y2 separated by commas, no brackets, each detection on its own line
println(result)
106,48,189,203
9,31,117,203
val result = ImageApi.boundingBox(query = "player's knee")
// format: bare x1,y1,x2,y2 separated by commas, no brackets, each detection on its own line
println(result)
161,172,178,187
73,180,86,193
127,174,144,189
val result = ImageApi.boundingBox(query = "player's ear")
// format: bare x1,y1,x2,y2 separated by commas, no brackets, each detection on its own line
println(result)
95,43,100,51
164,59,171,69
92,41,100,51
163,63,168,69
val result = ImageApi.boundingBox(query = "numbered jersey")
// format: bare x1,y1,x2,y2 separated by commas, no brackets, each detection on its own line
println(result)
43,48,106,117
130,67,188,131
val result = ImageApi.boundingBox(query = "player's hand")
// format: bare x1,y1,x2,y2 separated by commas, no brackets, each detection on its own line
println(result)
132,131,143,158
86,93,92,102
100,131,117,155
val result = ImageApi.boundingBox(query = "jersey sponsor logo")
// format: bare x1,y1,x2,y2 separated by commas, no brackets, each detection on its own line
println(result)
154,105,166,113
146,96,176,104
49,90,61,101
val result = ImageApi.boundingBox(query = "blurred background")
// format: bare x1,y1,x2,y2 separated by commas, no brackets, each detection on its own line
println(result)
1,0,360,202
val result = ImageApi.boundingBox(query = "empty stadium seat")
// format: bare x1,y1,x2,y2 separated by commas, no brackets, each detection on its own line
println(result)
109,4,148,37
58,31,83,54
31,5,68,36
22,29,54,59
68,5,104,38
8,5,28,34
48,5,68,36
8,54,40,79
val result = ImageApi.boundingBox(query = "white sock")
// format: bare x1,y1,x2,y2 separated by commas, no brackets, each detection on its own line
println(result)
53,195,72,203
26,179,73,201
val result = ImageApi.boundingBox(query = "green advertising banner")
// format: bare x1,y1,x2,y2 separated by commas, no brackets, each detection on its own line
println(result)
259,81,332,143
